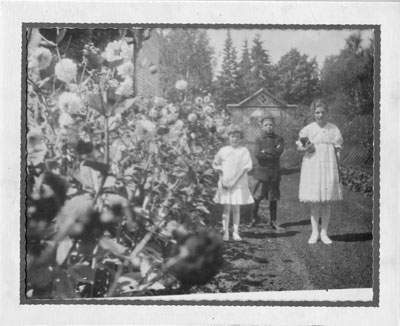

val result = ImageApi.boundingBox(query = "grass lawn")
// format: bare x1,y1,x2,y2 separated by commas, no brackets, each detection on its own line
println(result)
192,170,374,293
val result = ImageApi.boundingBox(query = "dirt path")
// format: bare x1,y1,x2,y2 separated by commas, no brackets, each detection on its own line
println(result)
192,171,374,293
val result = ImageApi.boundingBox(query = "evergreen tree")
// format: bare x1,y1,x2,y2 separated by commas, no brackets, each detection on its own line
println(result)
249,34,273,92
320,32,374,116
274,48,320,105
160,29,214,102
214,30,240,109
237,39,253,101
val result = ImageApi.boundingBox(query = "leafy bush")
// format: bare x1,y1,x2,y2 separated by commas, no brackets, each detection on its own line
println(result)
26,28,230,299
339,166,373,197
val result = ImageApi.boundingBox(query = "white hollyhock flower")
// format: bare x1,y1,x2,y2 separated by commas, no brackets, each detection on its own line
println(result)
55,58,77,83
102,40,133,62
102,40,122,62
203,105,214,115
120,40,133,61
115,76,133,96
59,112,75,127
149,108,159,119
188,113,197,122
167,104,178,113
135,120,156,142
153,97,167,108
160,108,169,117
29,47,52,70
117,61,134,77
175,80,188,90
58,92,82,115
172,119,184,130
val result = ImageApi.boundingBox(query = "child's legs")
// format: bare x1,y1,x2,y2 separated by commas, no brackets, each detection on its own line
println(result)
309,202,321,235
232,205,240,233
320,202,331,234
222,204,232,233
252,181,266,221
269,177,280,221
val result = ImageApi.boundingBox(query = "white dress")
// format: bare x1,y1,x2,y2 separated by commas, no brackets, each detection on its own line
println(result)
298,122,343,202
213,145,254,205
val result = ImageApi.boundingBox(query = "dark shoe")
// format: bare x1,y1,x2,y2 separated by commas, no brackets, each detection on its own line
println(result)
248,218,260,227
269,221,285,232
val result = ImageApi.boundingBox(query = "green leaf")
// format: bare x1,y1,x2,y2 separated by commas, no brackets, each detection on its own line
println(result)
107,58,124,69
87,92,105,115
53,270,79,299
27,28,42,52
115,272,142,294
27,266,53,288
56,28,67,44
99,237,128,256
114,98,137,115
56,237,74,265
83,160,109,174
67,264,96,285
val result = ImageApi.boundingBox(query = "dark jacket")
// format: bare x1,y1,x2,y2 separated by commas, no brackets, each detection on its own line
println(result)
253,132,284,181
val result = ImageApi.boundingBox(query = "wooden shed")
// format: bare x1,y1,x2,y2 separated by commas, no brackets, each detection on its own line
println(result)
227,88,297,142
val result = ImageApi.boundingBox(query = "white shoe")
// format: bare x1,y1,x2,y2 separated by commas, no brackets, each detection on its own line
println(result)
223,232,229,241
232,232,242,241
308,233,319,244
320,232,332,244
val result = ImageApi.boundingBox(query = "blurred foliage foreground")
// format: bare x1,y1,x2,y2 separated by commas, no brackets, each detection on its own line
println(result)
25,28,231,299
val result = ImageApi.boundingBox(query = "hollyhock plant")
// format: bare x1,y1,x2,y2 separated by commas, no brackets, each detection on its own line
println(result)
25,29,232,300
117,61,134,77
175,79,188,90
102,40,133,62
135,119,156,142
115,76,133,96
55,58,77,83
194,97,203,105
29,47,52,70
188,113,197,122
58,92,82,115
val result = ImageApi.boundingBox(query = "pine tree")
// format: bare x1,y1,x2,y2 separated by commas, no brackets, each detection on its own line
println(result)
214,30,240,109
237,39,253,101
160,29,214,102
320,32,374,116
250,34,273,92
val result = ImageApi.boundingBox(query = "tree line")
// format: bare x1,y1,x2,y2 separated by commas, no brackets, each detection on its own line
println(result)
160,29,374,117
34,27,374,118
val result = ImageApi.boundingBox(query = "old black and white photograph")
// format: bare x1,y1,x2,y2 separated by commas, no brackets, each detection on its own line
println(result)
23,25,376,300
1,1,399,326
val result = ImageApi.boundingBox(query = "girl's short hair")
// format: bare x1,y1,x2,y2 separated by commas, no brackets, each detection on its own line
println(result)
227,124,244,138
310,99,328,113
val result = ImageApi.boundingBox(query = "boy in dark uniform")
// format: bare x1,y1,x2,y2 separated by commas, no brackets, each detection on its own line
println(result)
250,115,285,231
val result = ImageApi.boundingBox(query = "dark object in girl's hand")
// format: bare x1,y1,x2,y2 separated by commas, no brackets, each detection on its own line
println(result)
300,137,310,147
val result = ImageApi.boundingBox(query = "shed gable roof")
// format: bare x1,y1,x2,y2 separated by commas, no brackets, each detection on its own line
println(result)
227,88,296,108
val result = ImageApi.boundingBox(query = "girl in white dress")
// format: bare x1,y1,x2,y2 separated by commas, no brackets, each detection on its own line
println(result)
213,125,254,241
297,100,343,245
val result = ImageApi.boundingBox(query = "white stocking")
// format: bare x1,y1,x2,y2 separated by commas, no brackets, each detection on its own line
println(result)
310,203,320,236
222,204,231,234
232,205,240,234
321,203,331,235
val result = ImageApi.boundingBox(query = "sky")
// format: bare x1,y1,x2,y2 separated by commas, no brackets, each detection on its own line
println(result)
206,28,374,72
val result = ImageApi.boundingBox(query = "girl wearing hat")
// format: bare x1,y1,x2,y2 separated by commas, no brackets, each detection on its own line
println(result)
297,99,343,244
213,124,254,241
